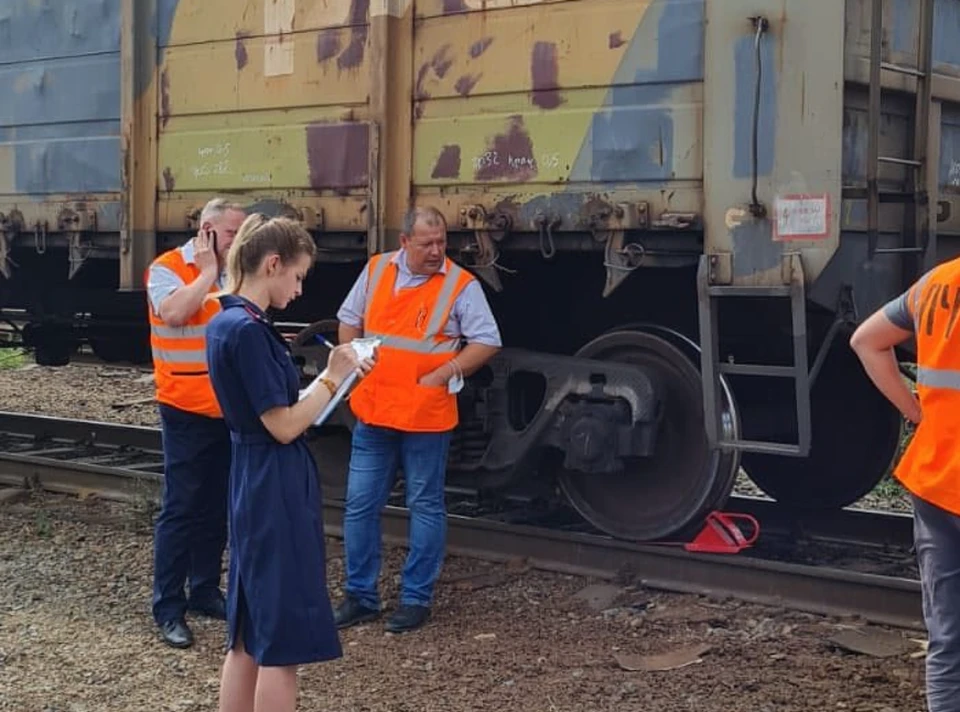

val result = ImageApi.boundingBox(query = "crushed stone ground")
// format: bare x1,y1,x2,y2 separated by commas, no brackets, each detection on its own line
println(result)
0,490,928,712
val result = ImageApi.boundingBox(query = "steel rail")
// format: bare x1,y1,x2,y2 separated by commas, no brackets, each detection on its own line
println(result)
0,411,918,549
0,418,923,630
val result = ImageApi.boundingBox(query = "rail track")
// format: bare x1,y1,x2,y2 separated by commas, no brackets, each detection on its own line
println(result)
0,410,923,630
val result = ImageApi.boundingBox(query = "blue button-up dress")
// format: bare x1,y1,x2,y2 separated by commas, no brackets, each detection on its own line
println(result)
205,294,342,666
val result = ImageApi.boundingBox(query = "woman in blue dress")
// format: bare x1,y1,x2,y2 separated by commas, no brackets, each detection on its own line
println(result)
204,214,374,712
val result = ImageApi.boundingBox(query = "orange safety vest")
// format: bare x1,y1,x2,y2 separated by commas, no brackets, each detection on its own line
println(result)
349,251,474,433
893,256,960,515
145,246,223,419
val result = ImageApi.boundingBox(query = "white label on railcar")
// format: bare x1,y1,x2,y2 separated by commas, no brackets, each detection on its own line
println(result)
773,193,831,241
264,0,295,77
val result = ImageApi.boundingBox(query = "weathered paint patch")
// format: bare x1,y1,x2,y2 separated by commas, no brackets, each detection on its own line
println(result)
338,0,369,71
431,145,462,179
0,0,121,64
939,106,960,192
442,0,469,13
732,30,777,179
455,74,482,96
475,116,538,182
162,167,176,192
235,32,249,70
306,122,369,192
469,37,494,58
609,31,625,49
416,44,455,101
569,0,703,183
531,41,563,110
264,0,296,77
317,29,341,63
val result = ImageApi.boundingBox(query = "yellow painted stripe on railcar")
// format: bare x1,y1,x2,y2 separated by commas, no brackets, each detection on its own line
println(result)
414,84,702,186
160,30,370,118
157,124,316,191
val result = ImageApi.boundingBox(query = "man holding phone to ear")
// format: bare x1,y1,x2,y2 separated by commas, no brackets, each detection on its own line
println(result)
145,198,246,648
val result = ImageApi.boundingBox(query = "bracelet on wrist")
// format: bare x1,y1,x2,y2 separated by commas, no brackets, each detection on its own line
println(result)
318,377,338,397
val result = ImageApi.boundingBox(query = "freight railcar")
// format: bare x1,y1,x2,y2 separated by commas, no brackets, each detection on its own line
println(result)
2,0,959,541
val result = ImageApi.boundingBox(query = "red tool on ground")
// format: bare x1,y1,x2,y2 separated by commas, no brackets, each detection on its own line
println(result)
682,512,760,554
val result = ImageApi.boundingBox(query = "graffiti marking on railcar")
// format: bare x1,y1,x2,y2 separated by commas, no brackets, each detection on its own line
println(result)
531,41,562,110
469,37,494,58
455,74,482,97
317,29,342,63
197,143,231,160
162,168,176,193
472,151,559,173
474,116,539,182
608,32,626,49
242,174,272,184
432,145,462,179
192,161,233,179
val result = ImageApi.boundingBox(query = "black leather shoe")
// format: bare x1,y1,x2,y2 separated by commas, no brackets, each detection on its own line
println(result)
385,605,430,633
187,596,226,621
159,618,194,649
334,596,380,629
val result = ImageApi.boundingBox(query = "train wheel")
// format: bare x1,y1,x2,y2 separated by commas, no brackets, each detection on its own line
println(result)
290,319,355,500
557,328,741,541
738,334,903,510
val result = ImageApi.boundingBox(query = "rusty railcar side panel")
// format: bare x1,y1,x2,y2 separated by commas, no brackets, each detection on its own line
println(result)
411,0,705,246
154,0,375,235
0,0,124,245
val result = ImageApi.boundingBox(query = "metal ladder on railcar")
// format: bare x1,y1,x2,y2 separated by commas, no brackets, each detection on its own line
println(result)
852,0,937,277
697,0,936,457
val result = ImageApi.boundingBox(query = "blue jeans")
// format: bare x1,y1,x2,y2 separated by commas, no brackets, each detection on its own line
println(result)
343,421,452,609
152,404,230,624
914,494,960,712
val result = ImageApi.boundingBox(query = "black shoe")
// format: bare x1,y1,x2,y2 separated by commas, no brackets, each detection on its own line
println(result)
385,605,430,633
334,596,380,629
187,596,226,621
159,618,194,649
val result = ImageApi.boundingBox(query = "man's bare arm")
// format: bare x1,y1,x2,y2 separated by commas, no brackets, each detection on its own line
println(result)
158,271,218,327
849,311,920,424
338,322,363,344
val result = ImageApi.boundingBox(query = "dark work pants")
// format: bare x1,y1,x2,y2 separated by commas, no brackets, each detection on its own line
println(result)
152,404,230,625
914,494,960,712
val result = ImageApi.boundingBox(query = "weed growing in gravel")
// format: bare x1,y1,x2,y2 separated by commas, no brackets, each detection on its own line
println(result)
33,510,52,538
0,349,25,369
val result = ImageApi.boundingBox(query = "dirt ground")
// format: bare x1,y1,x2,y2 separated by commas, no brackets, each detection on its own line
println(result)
0,490,927,712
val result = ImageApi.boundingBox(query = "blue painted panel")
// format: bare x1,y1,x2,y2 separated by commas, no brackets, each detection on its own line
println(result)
933,0,960,69
0,0,120,65
571,0,704,184
1,7,121,197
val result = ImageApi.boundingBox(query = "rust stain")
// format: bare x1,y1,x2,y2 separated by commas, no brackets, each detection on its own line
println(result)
454,74,481,96
160,69,171,128
531,41,562,110
443,0,468,13
338,0,369,70
475,115,538,182
317,29,341,63
431,145,461,179
608,31,625,49
469,37,494,58
306,122,369,195
234,32,249,70
162,167,176,193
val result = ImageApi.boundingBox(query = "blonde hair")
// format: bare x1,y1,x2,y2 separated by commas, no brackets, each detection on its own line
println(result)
223,214,317,294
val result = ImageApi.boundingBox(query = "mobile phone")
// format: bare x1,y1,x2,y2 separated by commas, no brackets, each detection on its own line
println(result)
206,228,219,257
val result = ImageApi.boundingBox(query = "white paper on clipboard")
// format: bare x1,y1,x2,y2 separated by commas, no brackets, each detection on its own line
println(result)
298,337,381,427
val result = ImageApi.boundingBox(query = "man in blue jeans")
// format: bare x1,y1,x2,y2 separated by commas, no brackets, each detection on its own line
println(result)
334,206,501,633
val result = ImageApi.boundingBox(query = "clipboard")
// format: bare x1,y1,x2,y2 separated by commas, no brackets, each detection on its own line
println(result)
298,337,381,427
